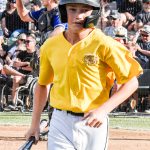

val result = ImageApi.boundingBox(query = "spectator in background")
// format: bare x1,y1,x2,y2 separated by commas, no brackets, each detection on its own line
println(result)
0,36,6,66
126,41,137,58
0,29,3,38
0,36,4,51
30,0,42,11
114,27,128,45
5,33,27,66
135,0,150,30
1,0,29,37
99,0,112,30
116,0,124,9
104,10,128,39
0,51,6,72
16,0,67,45
98,0,118,30
29,0,42,32
0,23,3,37
5,33,38,110
0,0,7,13
0,63,3,74
135,25,150,69
118,0,142,17
118,0,143,31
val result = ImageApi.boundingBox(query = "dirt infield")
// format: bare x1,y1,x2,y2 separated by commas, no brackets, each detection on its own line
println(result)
0,126,150,150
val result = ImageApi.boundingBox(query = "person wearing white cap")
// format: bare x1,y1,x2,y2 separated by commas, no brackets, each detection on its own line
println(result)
5,33,27,66
104,10,128,39
135,24,150,69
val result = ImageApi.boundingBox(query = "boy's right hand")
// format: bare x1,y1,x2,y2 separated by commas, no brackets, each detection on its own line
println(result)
25,126,40,144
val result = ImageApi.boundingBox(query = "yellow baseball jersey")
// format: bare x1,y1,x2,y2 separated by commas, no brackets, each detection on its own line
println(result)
38,28,142,113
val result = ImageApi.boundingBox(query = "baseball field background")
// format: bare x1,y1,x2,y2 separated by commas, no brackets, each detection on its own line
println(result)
0,112,150,150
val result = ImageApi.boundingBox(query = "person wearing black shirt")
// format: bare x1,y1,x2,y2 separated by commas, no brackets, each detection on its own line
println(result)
1,0,29,37
118,0,143,17
118,0,143,30
7,34,37,110
16,0,66,45
136,25,150,69
135,0,150,30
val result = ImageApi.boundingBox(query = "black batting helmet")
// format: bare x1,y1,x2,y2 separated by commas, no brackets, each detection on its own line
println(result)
58,0,101,28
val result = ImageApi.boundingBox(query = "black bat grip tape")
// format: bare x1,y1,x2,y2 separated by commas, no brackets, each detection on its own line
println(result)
19,136,35,150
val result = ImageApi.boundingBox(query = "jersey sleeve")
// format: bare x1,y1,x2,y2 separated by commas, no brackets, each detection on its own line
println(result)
38,44,54,85
100,37,143,84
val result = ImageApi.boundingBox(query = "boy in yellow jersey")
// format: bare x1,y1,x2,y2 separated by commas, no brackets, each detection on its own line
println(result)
25,0,142,149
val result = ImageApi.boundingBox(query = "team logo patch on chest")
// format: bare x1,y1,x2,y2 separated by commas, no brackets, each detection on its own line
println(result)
83,54,98,65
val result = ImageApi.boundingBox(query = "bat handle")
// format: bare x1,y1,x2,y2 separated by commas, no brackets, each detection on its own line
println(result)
19,136,35,150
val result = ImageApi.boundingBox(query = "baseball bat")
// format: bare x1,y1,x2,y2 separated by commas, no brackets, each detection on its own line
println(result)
18,136,35,150
18,119,49,150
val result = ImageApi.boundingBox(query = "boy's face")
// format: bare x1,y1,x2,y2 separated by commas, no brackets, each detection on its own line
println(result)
66,3,93,33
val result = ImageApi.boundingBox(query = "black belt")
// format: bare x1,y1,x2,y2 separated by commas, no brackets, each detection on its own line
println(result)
56,108,84,117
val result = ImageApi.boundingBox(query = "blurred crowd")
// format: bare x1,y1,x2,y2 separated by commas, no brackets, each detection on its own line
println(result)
98,0,150,113
98,0,150,70
0,0,150,112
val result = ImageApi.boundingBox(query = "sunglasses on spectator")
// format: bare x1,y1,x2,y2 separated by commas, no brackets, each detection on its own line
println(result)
144,2,150,4
141,34,149,37
109,17,117,21
19,39,26,42
25,40,33,44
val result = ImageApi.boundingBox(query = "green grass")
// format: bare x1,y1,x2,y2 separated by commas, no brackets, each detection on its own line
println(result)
0,112,150,130
0,112,48,125
109,116,150,130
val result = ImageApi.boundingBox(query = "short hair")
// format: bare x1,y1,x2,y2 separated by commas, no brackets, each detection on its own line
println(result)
27,33,36,43
31,0,42,7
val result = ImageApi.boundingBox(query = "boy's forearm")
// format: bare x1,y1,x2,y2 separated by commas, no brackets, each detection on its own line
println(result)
100,77,138,114
31,83,49,128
